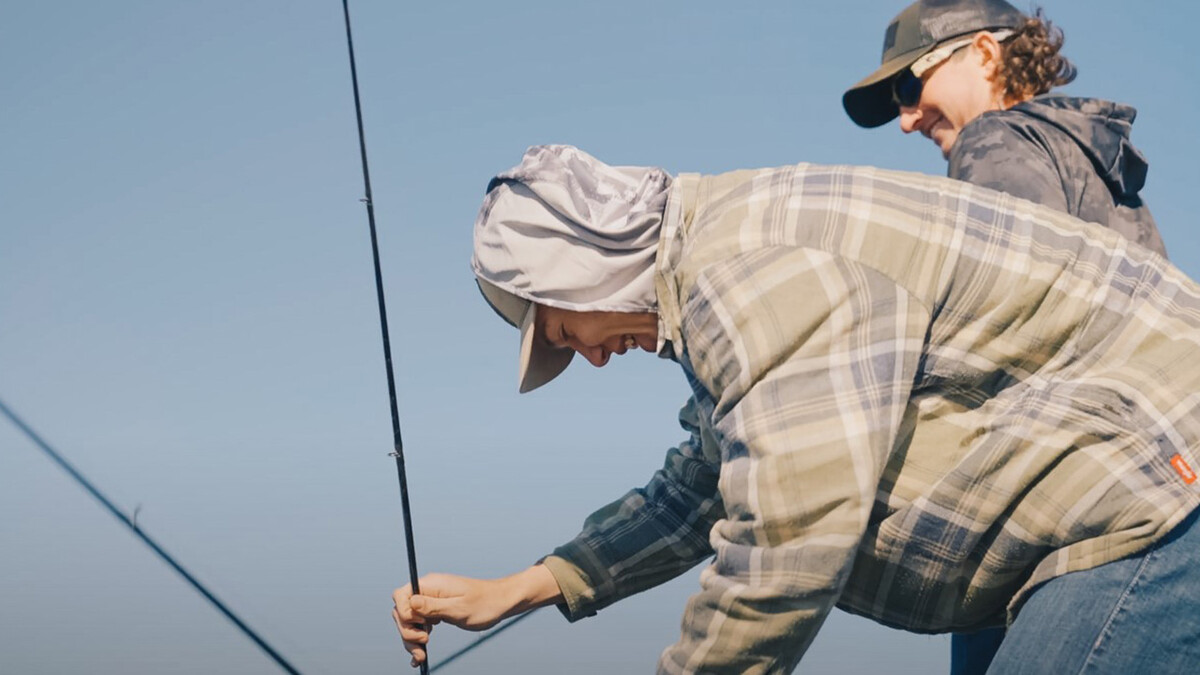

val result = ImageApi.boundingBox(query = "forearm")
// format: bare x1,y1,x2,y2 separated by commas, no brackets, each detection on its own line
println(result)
500,563,564,617
530,397,724,621
396,564,565,637
660,522,864,674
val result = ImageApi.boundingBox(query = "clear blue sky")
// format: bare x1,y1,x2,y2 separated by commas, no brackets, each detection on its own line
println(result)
3,2,1198,673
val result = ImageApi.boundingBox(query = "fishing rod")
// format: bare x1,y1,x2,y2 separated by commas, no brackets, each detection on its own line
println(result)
0,397,304,675
338,1,429,673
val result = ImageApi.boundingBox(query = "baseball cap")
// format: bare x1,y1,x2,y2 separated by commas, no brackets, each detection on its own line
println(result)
476,278,574,394
843,0,1026,128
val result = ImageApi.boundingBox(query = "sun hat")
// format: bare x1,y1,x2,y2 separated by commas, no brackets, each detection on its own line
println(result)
471,145,672,392
843,0,1026,128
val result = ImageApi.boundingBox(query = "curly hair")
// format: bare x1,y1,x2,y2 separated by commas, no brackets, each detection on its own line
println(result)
996,9,1077,100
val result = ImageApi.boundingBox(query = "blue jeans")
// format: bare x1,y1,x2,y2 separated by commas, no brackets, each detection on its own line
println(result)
951,627,1005,675
951,507,1200,675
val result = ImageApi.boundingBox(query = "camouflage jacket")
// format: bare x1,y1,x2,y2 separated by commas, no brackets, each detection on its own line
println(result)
947,95,1166,257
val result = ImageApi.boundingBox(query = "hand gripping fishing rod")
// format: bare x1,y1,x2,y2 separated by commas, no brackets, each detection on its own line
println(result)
339,2,429,673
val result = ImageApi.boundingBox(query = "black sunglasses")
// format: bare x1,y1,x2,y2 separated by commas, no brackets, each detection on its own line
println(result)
891,69,922,109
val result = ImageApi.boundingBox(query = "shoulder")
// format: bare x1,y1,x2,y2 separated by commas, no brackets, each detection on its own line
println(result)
947,109,1074,208
952,109,1051,161
948,108,1067,185
949,113,1042,178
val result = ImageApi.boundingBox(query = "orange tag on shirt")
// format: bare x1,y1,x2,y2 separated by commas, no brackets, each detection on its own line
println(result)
1171,454,1197,484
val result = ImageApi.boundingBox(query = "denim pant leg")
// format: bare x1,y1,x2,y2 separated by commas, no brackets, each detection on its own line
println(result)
987,507,1200,675
950,627,1005,675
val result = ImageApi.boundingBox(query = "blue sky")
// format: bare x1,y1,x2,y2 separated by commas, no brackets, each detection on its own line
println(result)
3,2,1198,673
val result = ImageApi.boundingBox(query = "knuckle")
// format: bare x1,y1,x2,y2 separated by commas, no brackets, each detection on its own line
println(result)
401,629,428,643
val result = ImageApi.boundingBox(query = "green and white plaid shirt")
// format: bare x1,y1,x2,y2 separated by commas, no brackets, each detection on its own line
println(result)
541,163,1200,674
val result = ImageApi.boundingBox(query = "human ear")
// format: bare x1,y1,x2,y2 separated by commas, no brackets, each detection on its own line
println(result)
973,31,1004,79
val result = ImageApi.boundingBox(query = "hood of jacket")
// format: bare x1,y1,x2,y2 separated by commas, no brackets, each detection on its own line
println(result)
1011,96,1149,199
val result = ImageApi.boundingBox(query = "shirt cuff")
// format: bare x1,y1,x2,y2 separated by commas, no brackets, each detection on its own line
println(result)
540,555,600,623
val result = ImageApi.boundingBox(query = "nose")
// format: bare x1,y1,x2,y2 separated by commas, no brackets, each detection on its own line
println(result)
898,106,922,134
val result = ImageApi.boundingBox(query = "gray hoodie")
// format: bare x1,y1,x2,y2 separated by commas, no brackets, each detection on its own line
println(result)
947,95,1166,257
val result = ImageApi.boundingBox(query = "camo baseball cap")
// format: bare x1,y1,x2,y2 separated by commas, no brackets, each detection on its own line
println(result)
843,0,1026,128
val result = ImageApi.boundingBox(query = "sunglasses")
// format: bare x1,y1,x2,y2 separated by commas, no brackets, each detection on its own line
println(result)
891,70,923,109
891,30,1016,111
889,41,961,109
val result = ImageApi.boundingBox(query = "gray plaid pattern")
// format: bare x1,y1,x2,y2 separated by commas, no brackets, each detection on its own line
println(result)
542,163,1200,674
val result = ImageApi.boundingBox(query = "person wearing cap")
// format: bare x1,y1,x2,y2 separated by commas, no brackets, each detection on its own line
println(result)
845,2,1170,669
843,0,1166,257
393,145,1200,674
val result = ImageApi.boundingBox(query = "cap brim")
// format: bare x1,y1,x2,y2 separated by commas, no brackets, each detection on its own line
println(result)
477,278,574,393
477,278,529,328
518,302,574,393
842,46,932,129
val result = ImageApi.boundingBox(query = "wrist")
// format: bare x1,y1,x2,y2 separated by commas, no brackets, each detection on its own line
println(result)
503,564,563,616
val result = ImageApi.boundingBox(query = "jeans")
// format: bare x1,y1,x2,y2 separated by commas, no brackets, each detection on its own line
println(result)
952,506,1200,675
950,627,1005,675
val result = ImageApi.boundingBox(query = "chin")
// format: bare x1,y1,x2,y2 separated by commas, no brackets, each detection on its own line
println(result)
934,137,955,159
936,133,959,159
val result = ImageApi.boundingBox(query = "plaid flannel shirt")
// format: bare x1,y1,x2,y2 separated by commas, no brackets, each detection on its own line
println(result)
541,163,1200,674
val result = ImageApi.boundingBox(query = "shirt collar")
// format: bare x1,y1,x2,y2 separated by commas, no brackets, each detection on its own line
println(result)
653,173,701,361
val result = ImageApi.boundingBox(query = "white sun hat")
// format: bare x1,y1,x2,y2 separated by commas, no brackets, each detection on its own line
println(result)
470,145,672,392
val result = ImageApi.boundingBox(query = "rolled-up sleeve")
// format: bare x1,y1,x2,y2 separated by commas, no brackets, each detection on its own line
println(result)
658,247,928,674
